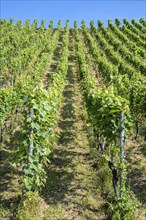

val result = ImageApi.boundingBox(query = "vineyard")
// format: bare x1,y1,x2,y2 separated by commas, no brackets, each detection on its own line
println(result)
0,18,146,220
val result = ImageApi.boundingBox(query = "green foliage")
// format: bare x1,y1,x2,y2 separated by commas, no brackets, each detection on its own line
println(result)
0,19,61,126
18,87,59,190
1,18,145,218
139,18,146,27
74,20,143,220
16,191,45,220
0,85,23,125
75,21,132,146
115,18,121,27
108,193,136,220
98,19,103,28
14,20,69,191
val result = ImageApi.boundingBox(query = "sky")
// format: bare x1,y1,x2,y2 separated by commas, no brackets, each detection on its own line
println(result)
0,0,146,27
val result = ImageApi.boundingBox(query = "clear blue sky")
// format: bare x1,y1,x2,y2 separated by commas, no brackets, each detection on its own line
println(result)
0,0,146,27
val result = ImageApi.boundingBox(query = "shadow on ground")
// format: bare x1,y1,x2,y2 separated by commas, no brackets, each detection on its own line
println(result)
0,130,22,219
127,141,146,205
128,165,146,205
42,60,78,205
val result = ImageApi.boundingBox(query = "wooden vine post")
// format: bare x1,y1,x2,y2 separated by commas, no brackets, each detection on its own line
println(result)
144,127,146,141
0,120,3,143
10,110,14,131
119,112,125,197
